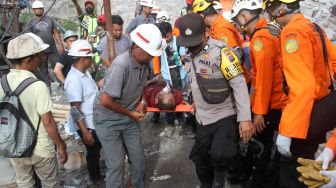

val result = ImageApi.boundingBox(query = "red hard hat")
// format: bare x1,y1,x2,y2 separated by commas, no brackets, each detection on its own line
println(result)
97,14,105,23
85,0,95,7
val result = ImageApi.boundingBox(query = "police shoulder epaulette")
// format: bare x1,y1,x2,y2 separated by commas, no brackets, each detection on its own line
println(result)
212,39,227,49
220,47,243,80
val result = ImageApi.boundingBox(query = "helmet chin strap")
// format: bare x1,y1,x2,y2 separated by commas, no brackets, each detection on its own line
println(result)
239,15,260,33
270,3,300,20
266,3,300,37
235,15,260,39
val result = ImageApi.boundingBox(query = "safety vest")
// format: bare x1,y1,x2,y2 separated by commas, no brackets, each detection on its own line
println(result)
80,14,97,39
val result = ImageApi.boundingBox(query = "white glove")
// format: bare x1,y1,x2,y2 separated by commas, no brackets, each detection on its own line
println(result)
320,171,336,188
316,147,335,170
276,134,292,157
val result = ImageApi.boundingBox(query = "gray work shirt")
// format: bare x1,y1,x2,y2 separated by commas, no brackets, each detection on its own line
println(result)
26,15,57,52
99,34,131,61
64,66,98,130
125,15,156,34
189,38,251,125
93,50,149,125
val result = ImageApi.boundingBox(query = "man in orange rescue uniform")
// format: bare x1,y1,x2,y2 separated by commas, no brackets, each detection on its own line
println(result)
192,0,251,85
231,0,283,187
263,0,336,187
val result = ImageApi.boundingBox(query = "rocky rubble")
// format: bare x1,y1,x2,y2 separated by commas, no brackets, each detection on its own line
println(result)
301,0,336,41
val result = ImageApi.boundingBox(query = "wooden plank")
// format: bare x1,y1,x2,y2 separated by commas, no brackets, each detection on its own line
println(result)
53,104,70,111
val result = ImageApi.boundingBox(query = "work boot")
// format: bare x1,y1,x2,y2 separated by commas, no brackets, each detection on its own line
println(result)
200,183,212,188
212,171,226,188
150,112,160,123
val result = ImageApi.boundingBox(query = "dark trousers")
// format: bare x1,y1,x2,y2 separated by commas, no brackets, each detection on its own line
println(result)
77,129,103,181
189,115,239,185
278,135,325,188
34,52,59,87
247,109,282,188
166,112,184,125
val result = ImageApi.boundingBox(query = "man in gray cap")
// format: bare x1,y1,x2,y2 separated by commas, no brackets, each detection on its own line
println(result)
176,13,255,188
1,33,67,187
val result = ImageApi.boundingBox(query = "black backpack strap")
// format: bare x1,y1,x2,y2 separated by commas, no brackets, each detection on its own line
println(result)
13,77,39,96
1,74,12,96
314,23,335,91
36,115,41,134
14,77,41,134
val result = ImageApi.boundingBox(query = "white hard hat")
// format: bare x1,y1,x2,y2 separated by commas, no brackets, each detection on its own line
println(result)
63,30,78,42
32,0,44,9
213,1,223,10
222,11,233,22
68,40,94,57
6,33,49,59
231,0,262,19
156,11,170,23
130,24,163,56
140,0,155,8
151,4,161,14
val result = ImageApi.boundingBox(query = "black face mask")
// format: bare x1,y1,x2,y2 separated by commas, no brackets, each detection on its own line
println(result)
85,7,94,14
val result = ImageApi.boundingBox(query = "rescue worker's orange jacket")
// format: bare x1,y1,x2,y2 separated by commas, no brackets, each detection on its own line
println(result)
279,13,336,139
326,130,336,154
209,15,251,84
250,18,283,115
153,56,161,75
209,15,241,49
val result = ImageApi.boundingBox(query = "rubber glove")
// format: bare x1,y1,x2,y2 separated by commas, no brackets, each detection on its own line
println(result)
320,171,336,188
276,134,292,157
316,147,335,170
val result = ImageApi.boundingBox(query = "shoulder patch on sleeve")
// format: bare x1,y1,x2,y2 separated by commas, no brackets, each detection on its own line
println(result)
253,40,263,52
220,47,243,80
285,39,299,53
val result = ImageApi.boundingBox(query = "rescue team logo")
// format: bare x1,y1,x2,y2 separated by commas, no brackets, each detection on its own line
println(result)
285,39,299,53
220,47,243,80
253,40,263,52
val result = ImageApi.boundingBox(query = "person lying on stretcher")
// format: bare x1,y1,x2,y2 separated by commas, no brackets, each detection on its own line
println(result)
144,77,184,110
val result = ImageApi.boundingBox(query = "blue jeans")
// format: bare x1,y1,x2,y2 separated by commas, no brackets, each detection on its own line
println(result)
94,113,145,188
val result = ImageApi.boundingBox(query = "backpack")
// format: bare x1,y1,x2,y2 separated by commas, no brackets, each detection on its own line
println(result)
0,75,41,158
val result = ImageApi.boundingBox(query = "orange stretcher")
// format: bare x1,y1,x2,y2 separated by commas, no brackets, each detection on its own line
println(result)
146,103,193,112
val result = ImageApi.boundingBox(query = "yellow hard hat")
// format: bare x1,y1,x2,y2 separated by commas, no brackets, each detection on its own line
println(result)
192,0,213,13
262,0,301,9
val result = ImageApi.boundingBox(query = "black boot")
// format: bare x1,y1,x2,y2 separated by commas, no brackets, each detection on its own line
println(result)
212,170,226,188
150,112,160,123
201,183,212,188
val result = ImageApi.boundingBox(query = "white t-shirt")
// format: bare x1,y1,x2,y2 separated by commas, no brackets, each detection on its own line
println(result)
64,66,98,130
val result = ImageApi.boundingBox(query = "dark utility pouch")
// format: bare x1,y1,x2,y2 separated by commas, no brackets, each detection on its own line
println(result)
306,23,336,140
191,59,230,104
